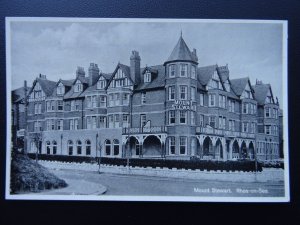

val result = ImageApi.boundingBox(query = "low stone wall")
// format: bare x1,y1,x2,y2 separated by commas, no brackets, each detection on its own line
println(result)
39,160,284,183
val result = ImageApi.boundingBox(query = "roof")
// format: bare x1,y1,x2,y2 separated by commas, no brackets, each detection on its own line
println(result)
29,78,57,97
217,66,230,82
12,86,30,103
60,79,74,86
230,77,250,96
76,76,89,84
164,36,196,64
197,65,217,86
135,65,165,91
252,83,272,105
102,73,112,80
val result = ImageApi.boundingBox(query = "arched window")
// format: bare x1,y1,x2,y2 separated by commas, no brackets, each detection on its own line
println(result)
46,141,51,154
113,139,119,155
68,140,73,155
105,140,111,156
77,140,82,155
52,141,57,155
85,140,91,155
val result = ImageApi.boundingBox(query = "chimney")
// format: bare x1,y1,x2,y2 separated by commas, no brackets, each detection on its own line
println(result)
39,74,47,79
88,63,99,86
130,50,141,85
192,48,198,62
76,66,85,78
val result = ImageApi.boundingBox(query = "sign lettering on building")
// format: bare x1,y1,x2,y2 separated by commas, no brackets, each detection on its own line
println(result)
172,100,193,110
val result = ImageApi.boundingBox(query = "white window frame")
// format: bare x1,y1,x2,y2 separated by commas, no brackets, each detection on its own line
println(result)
169,64,176,78
169,137,176,155
179,86,187,100
179,111,187,124
168,86,175,100
180,64,188,77
169,110,175,124
179,136,187,155
209,94,215,107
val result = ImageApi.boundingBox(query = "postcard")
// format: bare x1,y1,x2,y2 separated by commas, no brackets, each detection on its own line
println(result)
6,18,289,202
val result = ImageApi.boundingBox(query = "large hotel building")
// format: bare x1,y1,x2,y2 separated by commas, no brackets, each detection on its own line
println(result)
12,35,281,161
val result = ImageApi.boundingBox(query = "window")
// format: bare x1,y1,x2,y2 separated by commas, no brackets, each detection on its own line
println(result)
169,110,175,124
97,78,106,89
57,120,63,131
191,66,196,79
242,122,248,132
265,108,270,117
92,116,97,129
229,120,235,131
209,116,216,128
123,114,129,128
179,137,187,155
46,120,51,131
71,100,76,111
191,87,196,101
52,141,57,155
144,72,151,83
243,103,248,114
168,86,175,100
100,96,106,107
74,82,82,93
122,93,129,105
199,93,204,106
92,95,97,108
99,116,106,128
105,140,111,155
113,139,119,155
141,92,146,104
77,140,82,155
108,115,114,128
219,95,226,108
86,117,91,129
70,119,74,130
51,101,55,111
108,94,114,107
68,140,73,155
57,83,64,95
191,111,195,125
140,114,146,127
212,79,219,89
209,94,215,107
251,122,256,133
265,125,271,135
219,116,226,129
58,100,63,111
179,86,187,100
179,111,187,124
199,114,204,127
115,114,120,128
51,119,55,130
85,140,91,155
34,104,39,114
135,140,140,156
115,93,120,106
46,141,51,154
34,121,42,132
180,64,188,77
169,64,176,77
169,137,175,155
228,100,235,112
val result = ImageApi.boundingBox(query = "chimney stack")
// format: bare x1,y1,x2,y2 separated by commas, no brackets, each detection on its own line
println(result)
76,66,85,78
88,63,99,86
130,50,141,85
192,48,198,62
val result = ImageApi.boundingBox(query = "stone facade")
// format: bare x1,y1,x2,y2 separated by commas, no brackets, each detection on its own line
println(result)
12,35,281,162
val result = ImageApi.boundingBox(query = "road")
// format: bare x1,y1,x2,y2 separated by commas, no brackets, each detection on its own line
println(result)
49,169,285,197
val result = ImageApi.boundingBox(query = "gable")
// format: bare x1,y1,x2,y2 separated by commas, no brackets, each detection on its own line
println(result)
207,70,225,91
265,88,274,104
241,81,254,99
107,66,133,89
29,82,46,101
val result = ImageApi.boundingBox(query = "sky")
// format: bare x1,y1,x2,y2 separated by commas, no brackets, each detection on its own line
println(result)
8,19,285,105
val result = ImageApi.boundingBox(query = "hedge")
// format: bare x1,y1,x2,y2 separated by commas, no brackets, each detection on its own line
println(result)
28,153,262,172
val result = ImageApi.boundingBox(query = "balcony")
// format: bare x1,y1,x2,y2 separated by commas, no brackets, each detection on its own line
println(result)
122,126,167,135
196,127,255,139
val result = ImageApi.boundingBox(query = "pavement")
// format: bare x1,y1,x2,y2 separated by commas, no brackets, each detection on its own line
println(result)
32,175,107,195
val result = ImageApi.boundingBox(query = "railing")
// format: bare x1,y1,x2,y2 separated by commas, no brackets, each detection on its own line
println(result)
122,126,167,134
196,127,255,139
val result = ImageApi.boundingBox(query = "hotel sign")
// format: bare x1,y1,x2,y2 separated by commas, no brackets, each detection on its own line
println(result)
172,100,192,110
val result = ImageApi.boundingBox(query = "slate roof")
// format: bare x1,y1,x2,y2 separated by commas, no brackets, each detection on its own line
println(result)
252,83,272,105
28,78,56,97
102,73,112,80
76,76,89,84
230,77,250,96
164,36,196,64
135,65,165,91
60,79,74,86
197,65,217,86
12,86,30,103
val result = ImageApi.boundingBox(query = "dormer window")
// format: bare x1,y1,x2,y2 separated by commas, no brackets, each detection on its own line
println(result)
180,64,188,77
74,80,82,93
57,83,65,95
97,77,106,89
144,71,151,83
